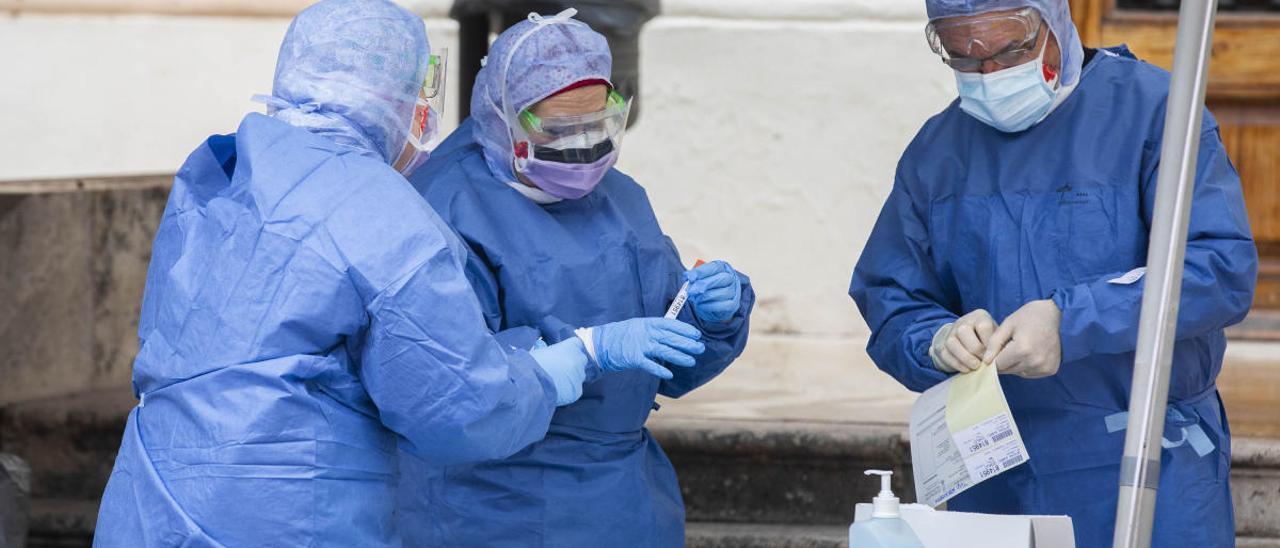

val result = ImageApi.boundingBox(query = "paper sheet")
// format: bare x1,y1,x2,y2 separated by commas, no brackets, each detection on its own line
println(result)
1107,267,1146,285
910,363,1029,507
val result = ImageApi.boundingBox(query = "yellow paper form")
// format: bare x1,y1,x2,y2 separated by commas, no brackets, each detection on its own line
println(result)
945,362,1008,432
909,363,1030,507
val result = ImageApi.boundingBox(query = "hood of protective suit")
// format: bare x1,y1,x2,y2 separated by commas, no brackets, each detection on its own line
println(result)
471,11,612,183
261,0,430,164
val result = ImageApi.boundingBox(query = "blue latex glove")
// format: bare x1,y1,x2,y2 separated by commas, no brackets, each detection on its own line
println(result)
585,318,705,380
528,338,592,406
685,260,743,323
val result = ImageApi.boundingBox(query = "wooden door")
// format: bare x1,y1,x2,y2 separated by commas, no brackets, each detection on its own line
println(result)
1072,0,1280,337
1071,1,1280,440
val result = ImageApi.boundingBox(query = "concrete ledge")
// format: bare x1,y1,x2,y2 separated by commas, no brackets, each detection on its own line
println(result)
660,0,923,22
651,417,908,459
653,417,914,526
686,522,847,548
0,0,451,18
0,0,923,21
27,498,96,547
652,416,1280,538
0,180,169,404
0,174,170,195
1,392,1278,543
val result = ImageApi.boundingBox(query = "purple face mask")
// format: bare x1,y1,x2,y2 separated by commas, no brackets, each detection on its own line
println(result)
519,150,617,200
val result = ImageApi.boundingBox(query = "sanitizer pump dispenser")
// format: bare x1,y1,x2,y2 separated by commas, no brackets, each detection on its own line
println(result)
849,470,924,547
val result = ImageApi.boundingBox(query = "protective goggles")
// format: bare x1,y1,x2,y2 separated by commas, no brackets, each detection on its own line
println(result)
512,89,631,164
926,7,1044,73
407,49,448,150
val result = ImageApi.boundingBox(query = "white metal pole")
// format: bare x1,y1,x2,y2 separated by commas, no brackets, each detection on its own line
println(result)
1112,1,1219,546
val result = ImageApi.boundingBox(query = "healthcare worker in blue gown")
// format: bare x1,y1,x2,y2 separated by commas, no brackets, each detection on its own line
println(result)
90,2,690,546
396,9,754,547
851,1,1256,546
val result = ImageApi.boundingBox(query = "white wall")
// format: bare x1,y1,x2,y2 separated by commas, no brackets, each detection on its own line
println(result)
0,1,959,420
0,7,458,179
627,3,955,419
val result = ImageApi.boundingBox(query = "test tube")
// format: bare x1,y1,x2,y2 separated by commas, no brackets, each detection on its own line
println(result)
664,259,706,319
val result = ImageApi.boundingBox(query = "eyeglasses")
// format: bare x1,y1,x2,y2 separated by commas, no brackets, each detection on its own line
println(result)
926,8,1044,73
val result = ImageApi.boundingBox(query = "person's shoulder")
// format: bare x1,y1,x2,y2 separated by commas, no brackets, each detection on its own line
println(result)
413,146,515,224
1085,46,1219,131
904,99,967,158
593,167,653,208
321,161,457,273
1091,46,1172,95
602,166,643,193
413,143,487,196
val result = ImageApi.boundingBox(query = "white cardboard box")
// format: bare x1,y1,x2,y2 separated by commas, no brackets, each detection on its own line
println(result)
853,503,1075,548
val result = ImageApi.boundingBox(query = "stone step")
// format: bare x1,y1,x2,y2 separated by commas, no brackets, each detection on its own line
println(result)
652,418,912,526
651,417,1280,541
686,522,847,548
3,390,1279,545
26,499,95,548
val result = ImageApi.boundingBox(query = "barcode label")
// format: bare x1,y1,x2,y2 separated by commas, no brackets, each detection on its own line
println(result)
991,428,1013,442
1000,455,1024,468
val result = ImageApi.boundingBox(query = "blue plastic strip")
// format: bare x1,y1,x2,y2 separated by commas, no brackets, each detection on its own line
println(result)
1105,411,1128,433
1184,425,1215,457
1103,410,1214,458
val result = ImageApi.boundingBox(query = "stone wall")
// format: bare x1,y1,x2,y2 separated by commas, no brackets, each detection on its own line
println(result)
0,179,169,404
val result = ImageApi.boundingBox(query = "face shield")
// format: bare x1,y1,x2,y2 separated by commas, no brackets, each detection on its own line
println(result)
405,49,448,151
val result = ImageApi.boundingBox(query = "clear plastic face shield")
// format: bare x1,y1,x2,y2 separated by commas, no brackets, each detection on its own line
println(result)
393,49,446,175
406,49,448,151
926,7,1044,73
496,9,631,171
514,89,630,165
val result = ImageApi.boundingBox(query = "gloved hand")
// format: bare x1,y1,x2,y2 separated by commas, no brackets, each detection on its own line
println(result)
581,318,705,380
685,260,742,323
929,309,997,373
528,338,592,406
983,299,1062,379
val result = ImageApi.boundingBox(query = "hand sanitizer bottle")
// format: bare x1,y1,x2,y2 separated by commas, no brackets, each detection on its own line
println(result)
849,470,924,547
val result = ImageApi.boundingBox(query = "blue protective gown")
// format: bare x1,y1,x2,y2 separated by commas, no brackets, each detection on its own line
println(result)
93,114,560,548
396,119,755,547
850,47,1256,548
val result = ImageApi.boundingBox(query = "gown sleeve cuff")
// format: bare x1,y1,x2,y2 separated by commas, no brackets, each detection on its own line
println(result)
574,327,600,366
1051,285,1092,364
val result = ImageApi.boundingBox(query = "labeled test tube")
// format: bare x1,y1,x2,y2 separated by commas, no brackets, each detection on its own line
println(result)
664,259,706,319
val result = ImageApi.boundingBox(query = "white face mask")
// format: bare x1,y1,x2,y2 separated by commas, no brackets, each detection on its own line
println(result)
954,36,1059,133
395,146,430,177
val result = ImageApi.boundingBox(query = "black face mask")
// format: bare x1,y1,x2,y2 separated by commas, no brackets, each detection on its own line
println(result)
532,139,616,165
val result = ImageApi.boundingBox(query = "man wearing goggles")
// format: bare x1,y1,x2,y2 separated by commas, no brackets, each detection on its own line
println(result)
926,5,1067,132
398,9,754,547
851,1,1254,546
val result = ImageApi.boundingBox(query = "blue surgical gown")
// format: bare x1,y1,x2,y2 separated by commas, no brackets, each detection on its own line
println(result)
93,113,560,547
396,119,754,547
850,47,1257,548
